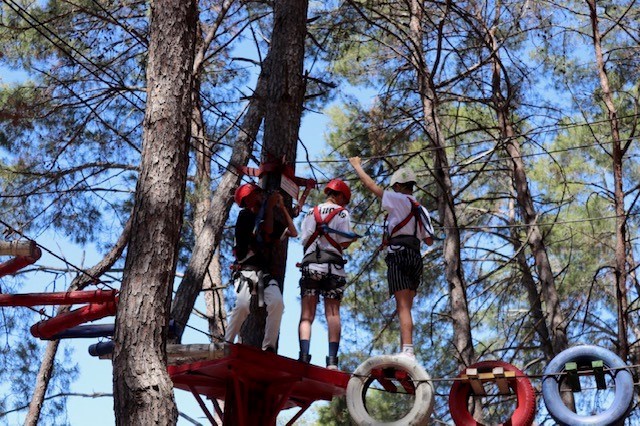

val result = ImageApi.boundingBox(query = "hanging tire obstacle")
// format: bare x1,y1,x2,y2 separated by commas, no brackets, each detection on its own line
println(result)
542,345,634,426
448,360,535,426
346,354,434,425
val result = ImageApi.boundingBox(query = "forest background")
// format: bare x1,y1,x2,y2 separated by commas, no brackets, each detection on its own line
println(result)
1,0,640,425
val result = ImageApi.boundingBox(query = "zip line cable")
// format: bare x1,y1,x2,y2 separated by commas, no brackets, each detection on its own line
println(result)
2,0,258,177
2,0,147,111
5,0,640,167
0,218,225,342
5,207,640,394
83,0,148,47
0,219,118,292
5,0,640,203
318,112,631,163
5,0,640,380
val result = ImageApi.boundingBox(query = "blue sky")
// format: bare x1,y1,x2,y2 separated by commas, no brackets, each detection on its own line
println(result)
0,12,379,417
0,82,343,423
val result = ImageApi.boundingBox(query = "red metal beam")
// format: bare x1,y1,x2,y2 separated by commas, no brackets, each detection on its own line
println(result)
169,344,350,425
188,386,218,425
30,301,118,339
285,402,311,426
0,290,117,307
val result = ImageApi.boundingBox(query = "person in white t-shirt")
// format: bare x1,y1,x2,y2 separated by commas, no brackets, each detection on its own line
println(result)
298,179,355,370
349,157,434,359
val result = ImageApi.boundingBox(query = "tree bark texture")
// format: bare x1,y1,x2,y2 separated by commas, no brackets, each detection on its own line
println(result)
113,0,197,424
409,0,475,368
507,196,555,360
487,19,569,357
170,57,269,342
408,0,475,367
587,0,629,360
203,249,226,339
241,0,309,348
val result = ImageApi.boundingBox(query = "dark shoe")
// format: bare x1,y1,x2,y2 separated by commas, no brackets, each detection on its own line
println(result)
326,355,339,370
298,352,312,363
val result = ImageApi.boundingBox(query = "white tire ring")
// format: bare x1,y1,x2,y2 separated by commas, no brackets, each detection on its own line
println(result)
542,345,634,425
346,355,434,425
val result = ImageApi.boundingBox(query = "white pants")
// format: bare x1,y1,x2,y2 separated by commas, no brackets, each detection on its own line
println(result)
224,270,284,350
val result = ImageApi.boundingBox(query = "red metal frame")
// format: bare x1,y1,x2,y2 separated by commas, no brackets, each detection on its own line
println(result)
169,343,349,426
30,300,118,339
0,289,119,340
237,157,316,217
0,290,117,307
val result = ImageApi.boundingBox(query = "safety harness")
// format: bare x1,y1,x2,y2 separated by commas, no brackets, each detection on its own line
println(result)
301,206,348,266
231,203,277,307
230,265,278,308
384,198,433,251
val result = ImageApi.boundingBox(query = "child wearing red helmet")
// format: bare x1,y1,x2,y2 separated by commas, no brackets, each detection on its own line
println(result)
349,157,434,359
298,179,355,370
225,183,297,352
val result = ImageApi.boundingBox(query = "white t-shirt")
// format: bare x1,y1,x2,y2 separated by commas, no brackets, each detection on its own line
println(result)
382,190,432,249
300,202,353,276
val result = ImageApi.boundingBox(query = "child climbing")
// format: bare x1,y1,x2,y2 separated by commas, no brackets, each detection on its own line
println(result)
349,157,434,359
225,183,298,352
298,179,355,370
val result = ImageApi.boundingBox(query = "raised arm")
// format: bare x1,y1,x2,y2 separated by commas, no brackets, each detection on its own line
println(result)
268,192,298,238
349,157,383,198
280,201,298,238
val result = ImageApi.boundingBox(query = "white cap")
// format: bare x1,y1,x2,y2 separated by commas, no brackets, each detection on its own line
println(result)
390,167,417,186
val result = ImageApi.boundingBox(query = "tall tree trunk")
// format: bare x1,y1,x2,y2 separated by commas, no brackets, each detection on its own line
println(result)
25,219,131,426
627,250,640,369
409,0,475,368
170,57,269,342
191,76,228,341
192,81,212,238
586,0,629,359
203,249,226,338
507,196,555,360
113,0,196,424
240,0,309,348
487,16,569,357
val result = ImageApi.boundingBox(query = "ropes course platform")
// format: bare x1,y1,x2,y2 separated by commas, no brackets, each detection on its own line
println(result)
168,343,350,425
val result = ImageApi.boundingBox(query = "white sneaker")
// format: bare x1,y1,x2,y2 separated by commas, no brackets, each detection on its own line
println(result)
397,351,416,360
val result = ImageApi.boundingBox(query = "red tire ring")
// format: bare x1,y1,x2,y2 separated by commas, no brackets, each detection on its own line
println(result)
448,360,536,426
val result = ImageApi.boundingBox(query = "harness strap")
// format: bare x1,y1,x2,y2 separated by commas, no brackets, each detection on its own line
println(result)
383,198,430,248
389,199,423,238
301,250,346,267
303,206,345,254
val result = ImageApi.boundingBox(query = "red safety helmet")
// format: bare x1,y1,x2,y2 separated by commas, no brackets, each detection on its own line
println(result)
234,183,261,207
324,179,351,203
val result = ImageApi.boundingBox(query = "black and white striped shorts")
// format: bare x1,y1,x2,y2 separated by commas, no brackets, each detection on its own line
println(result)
385,248,423,296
